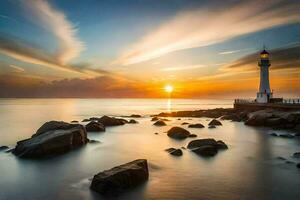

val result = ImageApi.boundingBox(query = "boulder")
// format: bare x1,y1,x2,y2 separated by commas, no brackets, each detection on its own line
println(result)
192,145,218,157
13,121,88,158
216,140,228,149
85,121,105,132
151,117,159,121
0,146,9,151
279,134,294,138
269,133,278,136
98,116,126,126
167,127,190,139
293,152,300,158
130,114,142,118
153,120,167,126
188,123,205,128
181,122,189,125
90,159,149,196
128,119,138,124
187,138,218,149
187,138,228,156
188,134,197,138
297,163,300,169
165,148,183,156
71,120,79,123
208,125,216,129
208,119,222,126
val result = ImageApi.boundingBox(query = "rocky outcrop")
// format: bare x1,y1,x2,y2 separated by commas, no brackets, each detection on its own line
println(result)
208,119,222,126
293,152,300,158
188,123,205,128
130,114,142,118
128,119,138,124
0,146,9,151
85,121,105,132
151,117,159,121
187,138,228,157
90,159,149,196
165,148,183,156
98,116,127,126
167,127,190,139
153,120,167,126
13,121,88,158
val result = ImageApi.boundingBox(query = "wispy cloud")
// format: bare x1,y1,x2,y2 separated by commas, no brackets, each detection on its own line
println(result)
114,0,300,65
219,48,251,55
22,0,84,65
9,65,25,73
161,64,205,71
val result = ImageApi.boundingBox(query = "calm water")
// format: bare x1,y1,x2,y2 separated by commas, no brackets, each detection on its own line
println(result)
0,98,299,200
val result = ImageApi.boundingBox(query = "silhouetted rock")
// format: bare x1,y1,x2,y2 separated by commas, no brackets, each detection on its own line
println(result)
128,119,138,124
0,146,9,151
208,119,222,126
71,120,79,123
98,116,126,126
269,133,278,136
89,139,101,144
167,127,190,139
130,114,142,118
188,123,205,128
153,120,167,126
181,122,189,125
293,152,300,158
13,121,88,158
165,148,183,156
216,140,228,149
85,121,105,132
82,119,90,122
151,117,159,121
187,138,228,157
297,163,300,169
188,134,197,138
90,159,149,196
279,134,294,138
192,145,218,157
187,138,218,149
208,125,216,129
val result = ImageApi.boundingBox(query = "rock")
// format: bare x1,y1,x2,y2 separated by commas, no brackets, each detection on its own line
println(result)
98,116,126,126
167,127,190,139
279,134,294,138
192,145,218,157
276,156,286,160
165,148,183,156
220,114,241,122
181,146,186,150
0,146,9,151
85,121,105,132
128,119,138,124
5,148,14,153
269,133,278,136
13,121,88,158
208,119,222,126
82,119,90,122
90,159,149,196
89,139,101,144
181,122,189,125
293,152,300,158
153,120,167,126
177,118,181,120
285,160,295,164
216,140,228,149
161,118,170,121
71,120,79,123
151,117,159,121
188,123,205,128
208,125,216,129
297,163,300,169
188,134,197,138
165,148,176,153
187,138,218,149
154,132,159,135
130,114,141,118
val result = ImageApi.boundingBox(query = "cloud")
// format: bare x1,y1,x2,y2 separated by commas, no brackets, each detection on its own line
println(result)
9,65,25,73
219,48,251,55
161,64,205,71
114,0,300,65
23,0,84,64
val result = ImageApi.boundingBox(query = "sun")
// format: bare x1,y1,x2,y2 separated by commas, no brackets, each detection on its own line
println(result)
164,85,173,93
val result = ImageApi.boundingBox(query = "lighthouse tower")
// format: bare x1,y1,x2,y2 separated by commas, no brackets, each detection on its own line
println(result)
256,48,272,103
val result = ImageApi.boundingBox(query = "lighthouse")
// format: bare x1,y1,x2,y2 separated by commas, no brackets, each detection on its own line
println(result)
256,48,272,103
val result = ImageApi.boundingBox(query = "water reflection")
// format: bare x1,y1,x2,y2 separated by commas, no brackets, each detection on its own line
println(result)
167,98,172,113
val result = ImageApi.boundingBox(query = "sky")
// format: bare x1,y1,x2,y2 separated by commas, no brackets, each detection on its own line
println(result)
0,0,299,98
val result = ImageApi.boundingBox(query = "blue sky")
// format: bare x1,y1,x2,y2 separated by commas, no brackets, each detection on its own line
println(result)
0,0,299,98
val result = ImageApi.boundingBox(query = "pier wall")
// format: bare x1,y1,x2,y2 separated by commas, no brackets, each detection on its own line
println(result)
234,103,300,111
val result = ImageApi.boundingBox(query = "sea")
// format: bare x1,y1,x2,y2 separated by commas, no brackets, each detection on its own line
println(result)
0,98,299,200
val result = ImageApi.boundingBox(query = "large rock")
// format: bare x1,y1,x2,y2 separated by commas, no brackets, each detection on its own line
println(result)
297,163,300,169
220,114,242,122
13,121,88,158
98,116,126,126
187,138,228,157
192,145,218,157
153,120,166,126
187,138,218,149
165,148,183,156
188,123,205,128
91,159,149,196
85,121,105,132
0,146,9,151
293,152,300,158
167,127,190,139
208,119,222,126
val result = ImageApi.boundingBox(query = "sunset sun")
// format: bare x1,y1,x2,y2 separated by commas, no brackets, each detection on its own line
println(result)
165,85,174,93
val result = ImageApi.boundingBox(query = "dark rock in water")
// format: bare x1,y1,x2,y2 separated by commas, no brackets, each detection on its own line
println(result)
151,117,159,121
188,134,197,138
220,114,241,122
161,118,170,121
188,123,205,128
154,132,159,135
208,125,216,129
192,145,218,157
187,138,218,149
165,148,176,153
98,116,126,126
285,160,295,164
5,148,14,153
89,139,101,144
85,121,105,132
13,121,88,158
165,148,183,156
216,140,228,149
181,122,189,125
297,163,300,169
82,119,90,122
128,119,138,124
90,159,149,196
208,119,222,126
269,133,278,136
177,118,181,120
71,120,79,123
153,120,167,126
130,114,142,118
0,146,9,151
167,127,190,139
293,152,300,158
276,156,286,160
279,134,294,138
181,146,186,150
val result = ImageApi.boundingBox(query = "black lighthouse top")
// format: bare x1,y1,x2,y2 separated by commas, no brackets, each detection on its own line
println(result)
260,49,269,59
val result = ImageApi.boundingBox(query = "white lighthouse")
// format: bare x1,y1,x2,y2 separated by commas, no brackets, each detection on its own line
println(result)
256,48,272,103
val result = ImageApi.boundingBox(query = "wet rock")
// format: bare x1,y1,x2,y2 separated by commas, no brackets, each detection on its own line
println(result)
85,121,105,132
187,138,228,156
220,114,241,122
98,116,126,126
5,148,14,153
188,134,197,138
13,121,88,158
90,159,149,196
167,127,190,139
269,133,278,136
188,123,205,128
181,122,189,125
297,163,300,169
293,152,300,158
71,120,79,123
192,145,218,157
208,119,222,126
130,114,142,118
154,132,159,135
276,156,286,160
278,134,294,138
151,117,159,121
285,160,295,164
128,119,138,124
208,125,216,129
89,139,101,144
165,148,183,156
0,146,9,151
216,140,228,149
187,138,218,149
153,120,167,126
82,119,90,122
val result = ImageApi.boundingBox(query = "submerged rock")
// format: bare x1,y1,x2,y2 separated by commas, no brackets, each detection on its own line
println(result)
167,127,190,139
151,117,159,121
165,148,183,156
13,121,88,158
98,116,126,126
153,120,167,126
187,138,228,157
128,119,138,124
188,134,197,138
278,134,294,138
88,139,101,144
208,119,222,126
269,133,278,136
90,159,149,196
85,121,105,132
181,122,189,125
192,145,218,157
293,152,300,158
208,125,216,129
188,123,205,128
0,146,9,151
154,132,159,135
